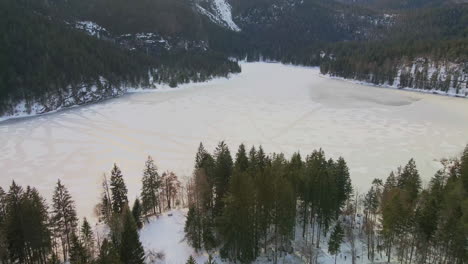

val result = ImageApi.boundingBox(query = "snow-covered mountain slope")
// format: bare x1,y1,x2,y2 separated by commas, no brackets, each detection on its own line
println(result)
195,0,241,31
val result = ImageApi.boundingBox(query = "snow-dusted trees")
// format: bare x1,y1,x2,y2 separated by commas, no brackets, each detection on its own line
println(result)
110,163,128,214
51,180,78,261
141,156,162,216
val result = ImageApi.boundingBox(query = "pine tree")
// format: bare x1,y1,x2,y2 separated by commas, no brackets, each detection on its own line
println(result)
80,218,94,260
4,181,25,263
120,206,145,264
460,145,468,192
110,164,128,214
141,156,161,216
69,233,88,264
213,141,233,217
328,222,344,264
132,198,143,229
234,144,249,172
0,186,6,263
51,180,78,261
397,159,421,202
335,157,352,210
185,206,202,251
194,143,215,211
22,187,52,263
186,255,197,264
96,239,122,264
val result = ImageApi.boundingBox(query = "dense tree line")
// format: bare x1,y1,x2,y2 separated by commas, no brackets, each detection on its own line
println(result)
1,143,467,263
0,163,151,264
184,142,353,263
185,142,468,263
319,38,468,91
318,5,468,92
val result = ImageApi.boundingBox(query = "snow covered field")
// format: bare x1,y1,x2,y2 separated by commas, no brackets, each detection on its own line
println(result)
1,62,468,222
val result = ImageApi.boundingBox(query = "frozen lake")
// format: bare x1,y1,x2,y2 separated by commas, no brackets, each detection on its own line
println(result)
1,62,468,218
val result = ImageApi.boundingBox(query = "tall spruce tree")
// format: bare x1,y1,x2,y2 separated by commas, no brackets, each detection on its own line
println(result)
397,159,422,203
328,222,344,264
4,183,51,264
213,141,233,217
4,182,25,262
80,218,94,260
22,187,52,263
119,206,145,264
0,186,6,263
460,145,468,192
96,239,122,264
51,180,78,261
132,198,143,229
185,206,202,251
110,164,128,214
234,144,249,172
69,233,88,264
141,156,161,215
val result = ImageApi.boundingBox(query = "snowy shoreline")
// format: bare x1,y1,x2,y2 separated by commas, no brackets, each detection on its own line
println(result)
1,62,466,124
0,72,240,124
322,73,468,99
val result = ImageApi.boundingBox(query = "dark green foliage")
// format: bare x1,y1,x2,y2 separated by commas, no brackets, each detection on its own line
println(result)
186,255,197,264
110,163,128,214
1,182,51,264
397,159,422,203
96,239,123,264
141,156,162,216
213,141,233,217
185,206,203,251
51,180,78,261
132,198,143,229
69,233,89,264
461,145,468,192
119,207,146,264
80,218,94,260
328,222,344,263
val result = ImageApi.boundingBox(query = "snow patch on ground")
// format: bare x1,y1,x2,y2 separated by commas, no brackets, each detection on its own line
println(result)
139,209,393,264
140,210,212,264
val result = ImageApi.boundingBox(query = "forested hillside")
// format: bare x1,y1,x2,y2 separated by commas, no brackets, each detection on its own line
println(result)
0,0,240,118
1,0,466,118
319,5,468,96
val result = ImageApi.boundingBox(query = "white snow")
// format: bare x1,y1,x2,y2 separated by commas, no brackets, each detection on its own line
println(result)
196,0,240,32
1,62,468,223
139,209,390,264
140,210,212,264
75,21,107,37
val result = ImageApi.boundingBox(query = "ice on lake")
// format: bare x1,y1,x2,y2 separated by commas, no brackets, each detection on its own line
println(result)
1,62,468,219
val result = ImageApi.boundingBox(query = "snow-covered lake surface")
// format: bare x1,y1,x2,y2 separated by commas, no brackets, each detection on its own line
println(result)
1,62,468,219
